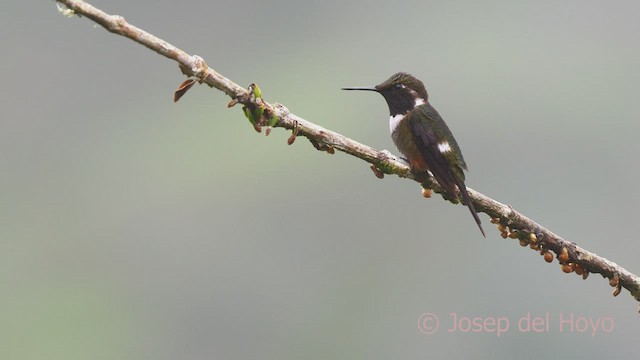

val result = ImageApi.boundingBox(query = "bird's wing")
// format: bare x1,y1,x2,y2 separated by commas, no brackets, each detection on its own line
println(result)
407,104,467,196
422,104,467,169
409,104,485,236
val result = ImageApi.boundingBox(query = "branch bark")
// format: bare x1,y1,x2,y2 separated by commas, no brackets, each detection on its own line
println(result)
55,0,640,311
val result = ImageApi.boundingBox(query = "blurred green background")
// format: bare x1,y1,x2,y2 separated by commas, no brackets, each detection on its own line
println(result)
2,1,639,359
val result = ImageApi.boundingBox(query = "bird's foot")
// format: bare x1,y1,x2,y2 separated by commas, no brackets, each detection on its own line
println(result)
379,149,410,167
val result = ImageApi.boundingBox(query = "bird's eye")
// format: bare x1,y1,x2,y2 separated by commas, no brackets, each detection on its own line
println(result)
395,84,404,89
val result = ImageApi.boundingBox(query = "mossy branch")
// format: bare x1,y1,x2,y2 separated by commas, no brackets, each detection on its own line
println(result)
55,0,640,312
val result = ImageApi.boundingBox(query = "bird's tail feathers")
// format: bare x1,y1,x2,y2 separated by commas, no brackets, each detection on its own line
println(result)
454,178,485,237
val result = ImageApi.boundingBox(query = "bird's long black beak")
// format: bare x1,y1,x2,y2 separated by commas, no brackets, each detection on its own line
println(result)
341,87,378,92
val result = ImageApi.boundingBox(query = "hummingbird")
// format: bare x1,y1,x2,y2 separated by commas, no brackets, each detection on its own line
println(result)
342,72,485,237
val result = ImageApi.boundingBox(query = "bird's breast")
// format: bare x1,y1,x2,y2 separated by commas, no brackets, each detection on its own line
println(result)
390,117,428,172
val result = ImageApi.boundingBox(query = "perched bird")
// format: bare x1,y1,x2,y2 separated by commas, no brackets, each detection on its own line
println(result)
343,72,485,237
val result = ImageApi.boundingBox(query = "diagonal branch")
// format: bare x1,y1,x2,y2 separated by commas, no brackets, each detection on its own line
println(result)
55,0,640,311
